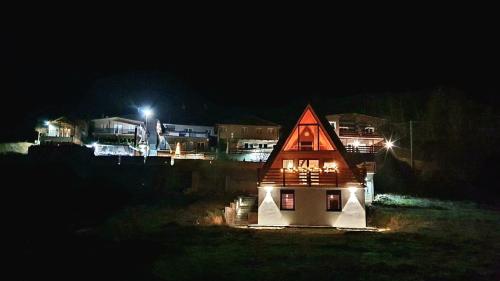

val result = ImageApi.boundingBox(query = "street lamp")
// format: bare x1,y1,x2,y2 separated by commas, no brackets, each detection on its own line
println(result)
384,139,394,150
141,107,153,157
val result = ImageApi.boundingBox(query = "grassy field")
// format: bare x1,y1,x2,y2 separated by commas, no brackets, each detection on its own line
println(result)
84,194,500,281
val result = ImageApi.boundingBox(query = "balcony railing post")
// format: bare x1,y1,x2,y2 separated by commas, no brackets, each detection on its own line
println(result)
282,170,286,187
307,170,311,187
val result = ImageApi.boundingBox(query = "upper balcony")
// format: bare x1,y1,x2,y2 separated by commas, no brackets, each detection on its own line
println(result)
164,131,210,138
258,167,364,187
339,128,384,138
93,128,139,135
345,145,383,154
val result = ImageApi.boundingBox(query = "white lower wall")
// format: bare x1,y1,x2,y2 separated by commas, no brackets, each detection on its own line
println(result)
257,186,366,228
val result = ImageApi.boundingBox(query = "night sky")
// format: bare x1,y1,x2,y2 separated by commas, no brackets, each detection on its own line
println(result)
5,15,500,142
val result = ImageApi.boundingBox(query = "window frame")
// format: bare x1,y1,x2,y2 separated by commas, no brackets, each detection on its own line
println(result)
280,190,295,211
326,190,342,212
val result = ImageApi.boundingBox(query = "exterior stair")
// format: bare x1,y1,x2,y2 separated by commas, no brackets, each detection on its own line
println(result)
224,196,257,226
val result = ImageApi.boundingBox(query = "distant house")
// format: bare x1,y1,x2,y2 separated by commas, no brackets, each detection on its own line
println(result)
90,117,146,145
162,123,216,153
325,113,386,153
325,113,385,205
216,116,281,161
257,105,366,228
35,117,88,145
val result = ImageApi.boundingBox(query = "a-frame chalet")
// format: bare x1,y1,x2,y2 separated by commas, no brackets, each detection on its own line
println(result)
257,104,367,228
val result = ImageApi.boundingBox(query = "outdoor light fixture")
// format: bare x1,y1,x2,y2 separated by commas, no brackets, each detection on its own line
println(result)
44,121,50,126
384,139,394,149
265,186,274,193
348,186,357,194
142,107,153,118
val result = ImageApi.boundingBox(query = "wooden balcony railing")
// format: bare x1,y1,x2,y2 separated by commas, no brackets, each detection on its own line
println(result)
339,129,383,138
257,168,363,187
93,128,139,135
345,145,383,154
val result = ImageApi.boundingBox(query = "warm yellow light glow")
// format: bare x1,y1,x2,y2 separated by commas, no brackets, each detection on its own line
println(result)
353,140,360,147
265,186,274,193
384,139,394,149
323,161,338,173
175,142,181,156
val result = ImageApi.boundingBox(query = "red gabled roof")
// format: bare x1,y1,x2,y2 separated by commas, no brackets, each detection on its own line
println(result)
263,104,364,184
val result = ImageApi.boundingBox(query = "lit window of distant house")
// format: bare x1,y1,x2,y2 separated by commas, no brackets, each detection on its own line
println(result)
267,128,274,134
326,190,341,211
256,128,263,134
242,127,248,135
280,190,295,210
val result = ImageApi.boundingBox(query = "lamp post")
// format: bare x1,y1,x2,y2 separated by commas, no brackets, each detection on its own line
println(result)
142,107,153,157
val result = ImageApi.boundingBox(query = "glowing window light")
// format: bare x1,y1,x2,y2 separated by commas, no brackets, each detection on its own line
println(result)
323,161,338,173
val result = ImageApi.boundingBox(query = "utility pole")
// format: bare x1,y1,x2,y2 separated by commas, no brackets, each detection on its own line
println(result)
410,120,413,170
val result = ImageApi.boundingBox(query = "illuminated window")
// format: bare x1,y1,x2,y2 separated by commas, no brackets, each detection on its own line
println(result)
242,127,248,135
326,190,341,211
298,159,319,168
280,190,295,210
283,159,294,169
256,128,263,134
267,128,274,134
323,161,337,169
